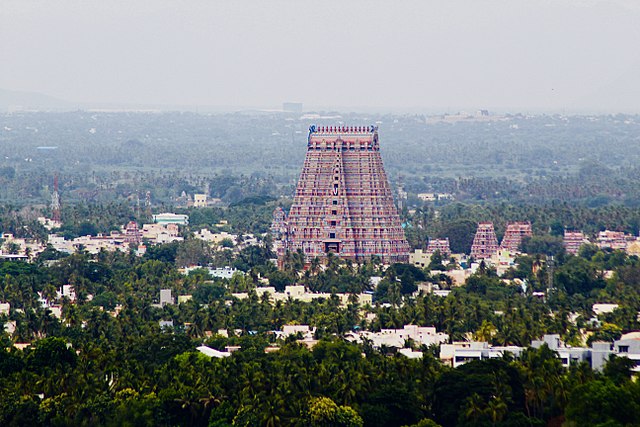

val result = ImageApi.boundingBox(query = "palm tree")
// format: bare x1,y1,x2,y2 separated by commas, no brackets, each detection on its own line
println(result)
475,320,497,343
62,301,80,328
485,396,507,425
310,256,321,276
464,393,485,423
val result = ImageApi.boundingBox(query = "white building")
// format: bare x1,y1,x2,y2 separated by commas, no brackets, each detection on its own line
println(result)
369,276,383,288
48,306,63,319
440,341,524,368
193,194,208,208
196,345,232,358
531,334,591,368
441,334,592,369
349,325,448,350
592,332,640,372
153,213,189,225
271,324,317,340
612,335,640,372
398,348,424,359
282,324,314,337
141,223,182,244
211,266,240,279
592,303,619,316
47,233,131,255
160,289,173,306
181,266,244,280
410,249,431,269
231,285,372,308
489,249,516,276
37,216,62,230
417,193,437,202
57,285,76,302
194,230,237,246
1,233,45,258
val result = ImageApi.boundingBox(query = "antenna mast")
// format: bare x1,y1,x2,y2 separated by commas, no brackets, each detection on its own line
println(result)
51,173,61,223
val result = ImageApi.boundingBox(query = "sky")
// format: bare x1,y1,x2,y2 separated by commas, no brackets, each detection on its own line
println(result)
1,0,639,113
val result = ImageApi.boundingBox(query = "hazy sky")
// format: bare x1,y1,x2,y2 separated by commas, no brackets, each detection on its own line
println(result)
1,0,639,112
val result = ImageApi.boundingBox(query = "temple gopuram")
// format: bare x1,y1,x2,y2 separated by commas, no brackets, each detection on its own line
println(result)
272,125,409,266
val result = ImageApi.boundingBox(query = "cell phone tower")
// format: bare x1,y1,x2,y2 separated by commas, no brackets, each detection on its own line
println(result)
51,174,61,223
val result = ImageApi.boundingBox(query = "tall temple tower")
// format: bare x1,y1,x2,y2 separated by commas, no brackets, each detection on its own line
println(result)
563,230,586,255
273,125,409,265
499,221,532,252
470,222,499,260
426,238,451,257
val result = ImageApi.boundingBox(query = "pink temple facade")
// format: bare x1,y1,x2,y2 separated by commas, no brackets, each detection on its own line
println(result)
563,230,586,255
470,222,499,260
426,238,451,257
499,221,533,252
273,125,409,265
597,230,629,251
124,221,142,244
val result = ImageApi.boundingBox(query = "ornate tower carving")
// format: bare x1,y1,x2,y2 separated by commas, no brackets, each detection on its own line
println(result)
470,222,499,260
499,221,532,252
273,125,409,265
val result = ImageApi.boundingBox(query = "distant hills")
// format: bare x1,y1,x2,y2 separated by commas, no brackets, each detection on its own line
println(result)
0,88,76,111
0,89,239,113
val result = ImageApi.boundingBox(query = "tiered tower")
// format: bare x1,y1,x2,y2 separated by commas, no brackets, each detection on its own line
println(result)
271,207,288,260
563,230,586,255
124,221,142,244
597,230,627,250
499,221,532,252
274,125,409,264
426,238,451,257
470,222,499,259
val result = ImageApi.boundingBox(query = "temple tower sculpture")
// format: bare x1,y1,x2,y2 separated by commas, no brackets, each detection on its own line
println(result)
426,238,451,257
499,221,533,252
563,230,586,255
470,222,499,260
273,125,409,265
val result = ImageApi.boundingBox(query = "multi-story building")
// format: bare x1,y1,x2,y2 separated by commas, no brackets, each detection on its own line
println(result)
347,325,449,350
440,341,524,368
441,333,640,371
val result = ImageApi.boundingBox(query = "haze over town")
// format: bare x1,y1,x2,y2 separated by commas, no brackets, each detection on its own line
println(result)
1,0,640,113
